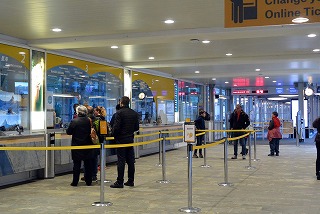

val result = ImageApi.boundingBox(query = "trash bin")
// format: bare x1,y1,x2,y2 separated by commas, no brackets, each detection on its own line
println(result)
44,132,55,178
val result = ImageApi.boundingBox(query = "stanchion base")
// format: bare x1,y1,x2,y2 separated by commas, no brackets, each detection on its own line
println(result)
156,180,171,184
103,179,112,183
155,163,162,167
218,182,233,187
179,207,201,213
200,164,211,168
92,201,113,207
253,159,260,162
245,166,256,170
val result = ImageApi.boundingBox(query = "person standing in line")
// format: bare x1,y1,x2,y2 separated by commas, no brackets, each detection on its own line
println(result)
67,105,94,186
81,105,99,182
312,117,320,180
193,110,206,158
110,96,139,188
229,104,250,159
72,103,79,119
267,111,282,156
110,104,120,127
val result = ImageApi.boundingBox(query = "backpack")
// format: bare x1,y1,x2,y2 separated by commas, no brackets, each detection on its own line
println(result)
89,118,100,145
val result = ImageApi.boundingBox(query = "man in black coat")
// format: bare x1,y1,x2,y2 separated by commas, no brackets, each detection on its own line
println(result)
67,105,94,186
229,104,250,160
110,96,139,188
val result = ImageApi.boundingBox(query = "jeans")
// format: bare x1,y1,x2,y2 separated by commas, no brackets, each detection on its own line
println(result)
233,132,246,156
116,146,135,184
194,134,203,155
269,138,280,155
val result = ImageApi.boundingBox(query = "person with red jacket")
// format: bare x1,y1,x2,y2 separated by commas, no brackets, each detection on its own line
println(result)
267,111,282,156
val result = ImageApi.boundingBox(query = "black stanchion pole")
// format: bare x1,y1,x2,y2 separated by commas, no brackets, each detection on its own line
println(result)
92,140,112,207
218,138,233,187
179,143,200,213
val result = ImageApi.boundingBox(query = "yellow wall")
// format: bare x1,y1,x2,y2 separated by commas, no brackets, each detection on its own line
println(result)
0,44,30,69
132,71,174,101
47,53,123,80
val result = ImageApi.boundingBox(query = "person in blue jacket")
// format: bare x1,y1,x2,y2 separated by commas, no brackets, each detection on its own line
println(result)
193,110,206,158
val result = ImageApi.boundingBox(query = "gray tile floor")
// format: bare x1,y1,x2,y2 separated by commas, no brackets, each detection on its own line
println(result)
0,139,319,214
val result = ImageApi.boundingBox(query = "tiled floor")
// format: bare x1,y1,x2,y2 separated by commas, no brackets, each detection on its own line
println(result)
0,139,319,214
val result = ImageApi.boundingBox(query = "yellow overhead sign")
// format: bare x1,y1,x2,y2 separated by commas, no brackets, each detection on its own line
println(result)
225,0,320,28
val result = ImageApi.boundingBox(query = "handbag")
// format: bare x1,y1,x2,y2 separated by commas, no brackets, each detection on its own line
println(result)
89,118,100,145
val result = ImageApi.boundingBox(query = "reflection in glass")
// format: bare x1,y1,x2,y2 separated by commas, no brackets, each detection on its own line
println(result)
0,53,29,133
132,80,156,124
47,65,122,128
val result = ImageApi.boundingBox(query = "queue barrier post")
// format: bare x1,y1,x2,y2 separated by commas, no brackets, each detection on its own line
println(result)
103,140,112,184
44,132,55,179
179,143,201,213
157,134,170,184
218,137,233,187
245,132,256,170
200,132,210,168
92,132,112,206
92,141,112,207
253,131,259,161
156,131,162,167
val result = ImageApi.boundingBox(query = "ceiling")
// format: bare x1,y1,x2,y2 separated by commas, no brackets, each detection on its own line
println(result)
0,0,319,89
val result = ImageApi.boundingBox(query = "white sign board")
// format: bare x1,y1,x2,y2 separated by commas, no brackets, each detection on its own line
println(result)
184,123,195,143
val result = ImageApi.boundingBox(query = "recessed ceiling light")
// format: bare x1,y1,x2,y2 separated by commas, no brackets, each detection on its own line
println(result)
51,28,62,32
292,17,309,23
279,94,298,97
68,61,74,64
164,19,175,24
202,40,210,44
313,49,320,52
255,68,261,71
273,80,277,83
148,56,155,60
111,46,118,49
265,76,269,79
19,52,25,55
308,34,317,38
155,79,159,82
268,97,287,101
226,53,232,56
212,78,216,81
225,81,229,84
195,70,200,74
134,73,138,76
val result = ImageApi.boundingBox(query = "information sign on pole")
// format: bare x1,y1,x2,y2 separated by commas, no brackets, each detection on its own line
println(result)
184,122,195,143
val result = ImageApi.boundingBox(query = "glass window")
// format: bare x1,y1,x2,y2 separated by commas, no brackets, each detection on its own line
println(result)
0,52,29,133
47,65,122,128
131,80,156,124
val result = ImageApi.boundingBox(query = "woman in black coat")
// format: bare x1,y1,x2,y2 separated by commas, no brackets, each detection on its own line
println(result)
312,117,320,180
67,105,94,186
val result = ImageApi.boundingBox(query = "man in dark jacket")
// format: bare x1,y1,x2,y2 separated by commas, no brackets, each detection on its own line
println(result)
229,104,250,159
110,96,139,188
193,110,206,158
67,105,94,186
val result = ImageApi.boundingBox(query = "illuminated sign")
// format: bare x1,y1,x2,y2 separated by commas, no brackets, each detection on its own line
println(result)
252,90,268,94
232,90,250,94
225,0,320,28
276,88,284,93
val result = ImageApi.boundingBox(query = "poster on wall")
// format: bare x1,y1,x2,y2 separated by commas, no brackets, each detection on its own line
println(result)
31,50,45,130
0,44,30,131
